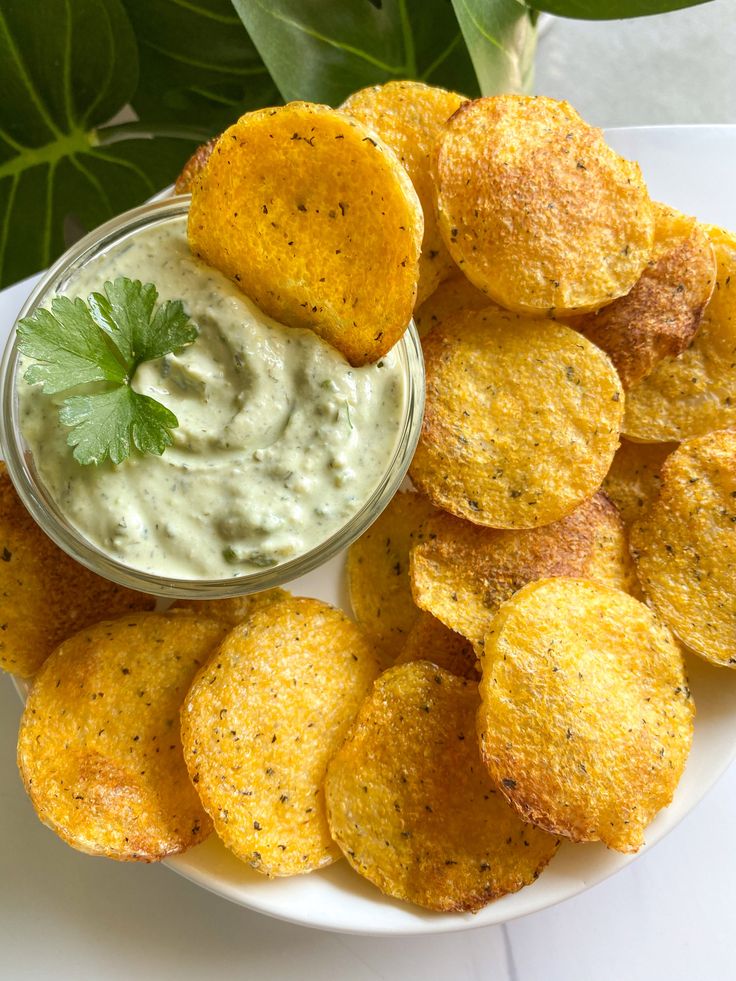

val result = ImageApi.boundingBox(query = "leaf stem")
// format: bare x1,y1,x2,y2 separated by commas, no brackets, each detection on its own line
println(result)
95,121,213,145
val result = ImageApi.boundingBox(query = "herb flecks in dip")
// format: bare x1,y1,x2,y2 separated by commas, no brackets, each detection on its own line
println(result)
18,218,406,580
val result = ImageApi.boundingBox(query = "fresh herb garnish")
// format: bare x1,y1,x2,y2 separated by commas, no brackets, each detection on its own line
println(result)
17,277,198,466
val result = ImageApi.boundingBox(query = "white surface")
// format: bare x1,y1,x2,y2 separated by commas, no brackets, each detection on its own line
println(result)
1,118,735,981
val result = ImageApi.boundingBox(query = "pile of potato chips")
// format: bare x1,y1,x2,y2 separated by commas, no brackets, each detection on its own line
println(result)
4,84,735,915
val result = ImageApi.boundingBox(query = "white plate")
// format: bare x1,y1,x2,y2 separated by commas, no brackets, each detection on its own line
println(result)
7,125,736,936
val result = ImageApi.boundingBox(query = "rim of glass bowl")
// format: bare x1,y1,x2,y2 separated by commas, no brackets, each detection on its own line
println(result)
0,196,426,599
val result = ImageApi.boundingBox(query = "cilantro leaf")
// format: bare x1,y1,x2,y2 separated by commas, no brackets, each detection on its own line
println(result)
60,387,179,466
17,276,198,466
17,296,127,394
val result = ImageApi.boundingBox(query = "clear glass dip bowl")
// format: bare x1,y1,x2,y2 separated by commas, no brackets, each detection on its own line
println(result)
0,197,425,599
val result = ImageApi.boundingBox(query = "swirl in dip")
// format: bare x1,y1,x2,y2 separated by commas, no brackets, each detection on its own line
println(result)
17,215,406,580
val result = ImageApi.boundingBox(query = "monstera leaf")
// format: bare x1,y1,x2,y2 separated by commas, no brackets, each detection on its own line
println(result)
231,0,483,105
0,0,196,287
531,0,712,17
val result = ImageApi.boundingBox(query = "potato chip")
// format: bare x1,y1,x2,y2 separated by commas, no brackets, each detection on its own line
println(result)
410,493,638,648
566,205,716,388
188,102,423,365
347,490,439,664
409,308,624,528
181,596,380,876
478,578,694,853
342,81,466,305
434,95,654,315
623,224,736,440
0,463,155,677
394,611,479,680
603,438,677,527
325,662,559,912
174,137,217,195
413,272,490,338
630,429,736,667
170,588,288,626
17,613,227,860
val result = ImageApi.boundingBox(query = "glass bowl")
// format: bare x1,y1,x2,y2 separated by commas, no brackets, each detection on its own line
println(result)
0,197,425,599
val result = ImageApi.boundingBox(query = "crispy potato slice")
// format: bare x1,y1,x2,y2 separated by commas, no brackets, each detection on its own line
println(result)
181,596,380,876
623,224,736,440
603,438,677,527
413,272,490,338
434,95,654,315
342,81,466,305
631,429,736,667
0,463,155,678
409,308,624,528
325,662,559,912
566,206,716,389
394,611,479,680
188,102,423,365
347,490,439,664
174,138,217,195
478,578,694,853
410,493,638,648
17,613,227,860
170,588,288,626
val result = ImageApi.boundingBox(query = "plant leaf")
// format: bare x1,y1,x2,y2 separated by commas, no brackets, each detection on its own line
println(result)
60,385,179,466
232,0,481,106
0,0,197,287
17,297,127,393
527,0,713,19
88,278,198,367
122,0,281,133
450,0,537,95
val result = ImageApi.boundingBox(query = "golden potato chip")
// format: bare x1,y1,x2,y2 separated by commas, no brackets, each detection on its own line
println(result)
409,308,624,528
410,493,638,648
342,81,466,305
325,662,560,912
0,463,155,677
188,102,423,366
174,137,217,195
478,578,694,853
630,429,736,667
394,611,479,680
170,588,288,626
434,95,654,315
567,205,716,388
623,224,736,440
17,613,227,860
413,272,490,338
603,438,677,526
181,596,380,876
347,490,439,664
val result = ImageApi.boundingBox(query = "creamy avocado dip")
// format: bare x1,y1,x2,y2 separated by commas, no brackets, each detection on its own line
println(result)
17,216,406,579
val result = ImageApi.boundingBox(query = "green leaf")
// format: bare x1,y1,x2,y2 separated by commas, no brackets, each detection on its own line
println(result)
122,0,281,133
88,278,198,367
60,385,179,466
527,0,713,19
450,0,537,95
231,0,481,106
17,297,127,393
0,0,196,287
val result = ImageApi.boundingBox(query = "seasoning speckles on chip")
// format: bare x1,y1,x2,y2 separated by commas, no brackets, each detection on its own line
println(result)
325,662,559,911
630,429,736,667
180,596,381,876
603,438,677,527
187,101,423,365
410,493,639,648
342,81,466,305
433,95,654,315
347,490,439,664
17,613,228,860
477,578,694,853
409,308,624,528
413,272,490,338
0,462,155,678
